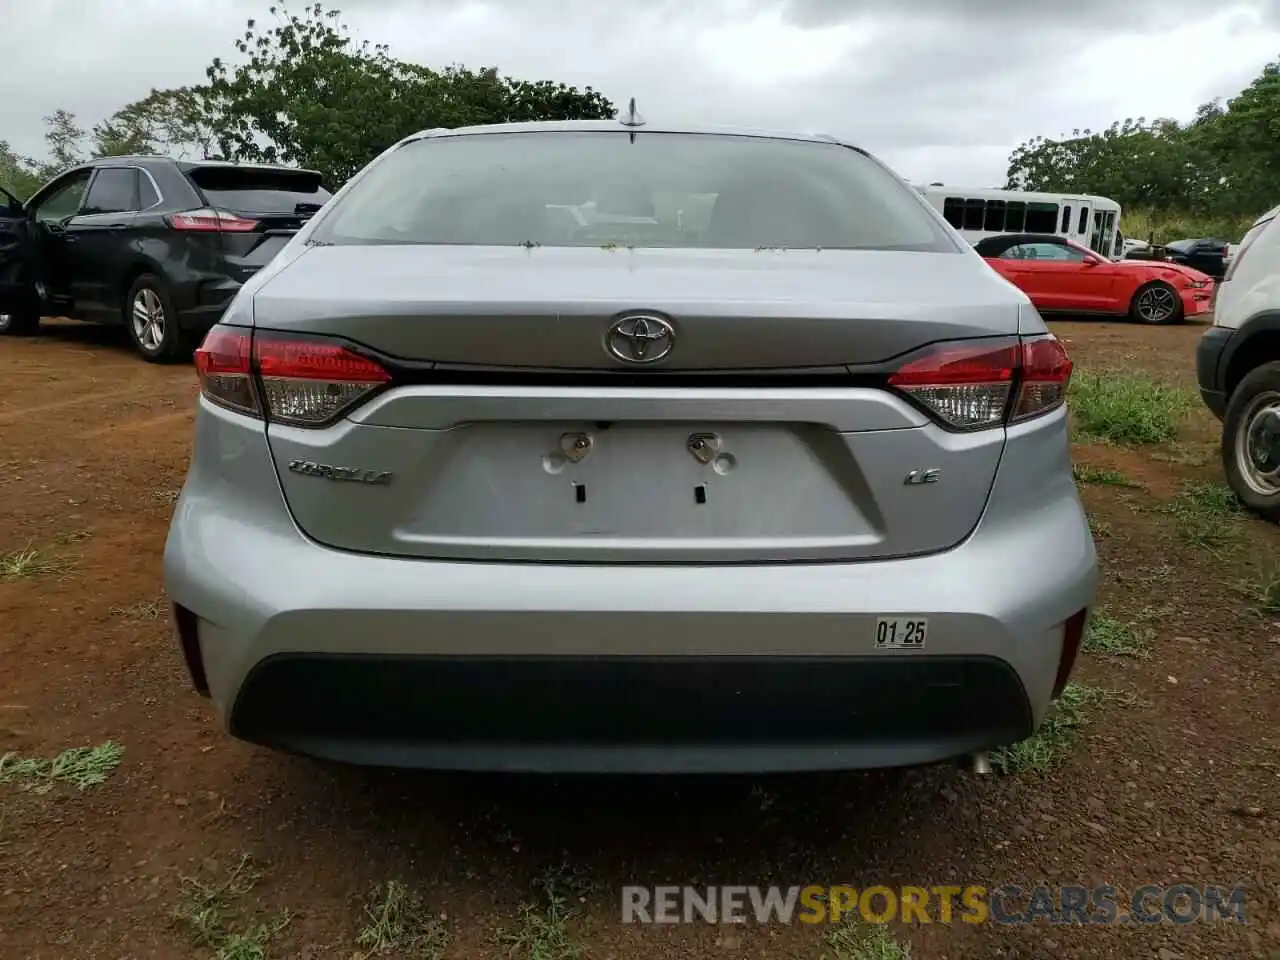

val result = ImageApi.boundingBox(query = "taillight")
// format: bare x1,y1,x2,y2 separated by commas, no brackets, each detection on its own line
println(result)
254,333,390,426
194,326,255,415
193,326,391,426
1010,336,1073,422
167,208,260,232
888,335,1072,430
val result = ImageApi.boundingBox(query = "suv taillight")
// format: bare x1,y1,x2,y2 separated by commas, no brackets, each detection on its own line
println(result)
887,335,1073,430
167,208,260,232
194,327,391,426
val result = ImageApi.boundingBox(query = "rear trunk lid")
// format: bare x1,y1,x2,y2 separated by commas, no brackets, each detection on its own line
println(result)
183,164,332,275
255,246,1024,563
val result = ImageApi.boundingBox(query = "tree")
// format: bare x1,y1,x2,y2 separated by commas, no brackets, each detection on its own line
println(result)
1006,55,1280,222
92,86,222,159
42,109,86,175
0,141,42,200
203,3,614,185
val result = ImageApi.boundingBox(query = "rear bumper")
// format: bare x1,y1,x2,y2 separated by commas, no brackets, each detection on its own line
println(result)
164,403,1098,773
1196,324,1233,420
171,277,242,333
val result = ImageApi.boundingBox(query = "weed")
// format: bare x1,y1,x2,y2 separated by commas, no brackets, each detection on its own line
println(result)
214,913,291,960
1162,481,1243,552
1088,514,1113,539
173,855,289,957
0,741,124,793
355,880,448,959
1082,612,1153,659
1069,372,1193,445
821,920,911,960
174,854,262,948
0,545,70,581
1235,561,1280,617
111,596,167,620
991,684,1128,775
1072,464,1140,488
496,865,591,960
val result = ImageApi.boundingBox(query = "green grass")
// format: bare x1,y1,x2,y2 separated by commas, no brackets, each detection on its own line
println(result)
1073,464,1142,488
1121,206,1254,247
355,880,448,959
821,921,911,960
0,544,71,581
496,866,591,960
1069,373,1194,445
1235,561,1280,617
173,854,291,959
991,684,1131,775
0,741,124,793
1161,481,1245,552
1082,612,1153,659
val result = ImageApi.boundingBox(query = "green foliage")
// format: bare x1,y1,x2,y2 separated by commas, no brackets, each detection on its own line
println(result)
10,2,614,193
203,2,614,185
1008,56,1280,231
0,141,42,200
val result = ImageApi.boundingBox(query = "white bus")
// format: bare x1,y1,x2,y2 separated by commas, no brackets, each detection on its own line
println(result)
912,185,1124,259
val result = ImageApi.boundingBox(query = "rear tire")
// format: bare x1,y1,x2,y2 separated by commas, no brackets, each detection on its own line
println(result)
0,294,41,336
1129,281,1183,325
1222,362,1280,524
124,274,195,364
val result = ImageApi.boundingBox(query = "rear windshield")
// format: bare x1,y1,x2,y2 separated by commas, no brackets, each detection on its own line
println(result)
311,131,958,252
186,166,332,215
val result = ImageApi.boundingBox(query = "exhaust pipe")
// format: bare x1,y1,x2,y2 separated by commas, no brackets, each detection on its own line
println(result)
970,751,992,775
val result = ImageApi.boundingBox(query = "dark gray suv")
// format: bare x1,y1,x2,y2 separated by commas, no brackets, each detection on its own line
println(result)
0,156,331,362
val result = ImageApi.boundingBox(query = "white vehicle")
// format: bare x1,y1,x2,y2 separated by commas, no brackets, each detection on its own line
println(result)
913,185,1123,259
1196,203,1280,522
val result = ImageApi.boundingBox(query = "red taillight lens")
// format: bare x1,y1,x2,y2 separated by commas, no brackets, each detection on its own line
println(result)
1010,335,1073,422
167,208,260,232
888,340,1018,429
194,326,392,426
888,335,1072,429
253,333,391,426
194,326,256,415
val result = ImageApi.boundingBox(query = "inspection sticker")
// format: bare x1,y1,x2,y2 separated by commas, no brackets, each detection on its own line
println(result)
874,617,928,649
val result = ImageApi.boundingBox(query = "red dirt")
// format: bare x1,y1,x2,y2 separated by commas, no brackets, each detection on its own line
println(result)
0,317,1278,959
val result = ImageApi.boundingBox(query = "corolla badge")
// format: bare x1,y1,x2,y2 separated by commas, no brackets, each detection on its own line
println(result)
288,459,392,485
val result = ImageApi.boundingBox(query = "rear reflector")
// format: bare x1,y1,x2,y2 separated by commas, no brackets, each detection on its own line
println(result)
193,325,391,426
889,335,1072,430
1052,608,1089,698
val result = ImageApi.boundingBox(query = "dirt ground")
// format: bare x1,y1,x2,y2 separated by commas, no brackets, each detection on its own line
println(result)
1,318,1278,960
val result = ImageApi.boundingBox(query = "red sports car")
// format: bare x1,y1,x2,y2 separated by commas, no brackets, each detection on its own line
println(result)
973,233,1215,325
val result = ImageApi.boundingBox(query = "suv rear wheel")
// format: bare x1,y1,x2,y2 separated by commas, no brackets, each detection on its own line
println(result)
125,274,195,363
1223,361,1280,523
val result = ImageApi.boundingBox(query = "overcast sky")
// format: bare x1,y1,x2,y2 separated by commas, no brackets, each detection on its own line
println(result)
4,0,1279,185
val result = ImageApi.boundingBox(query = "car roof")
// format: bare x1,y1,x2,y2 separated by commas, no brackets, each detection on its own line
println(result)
403,118,857,148
76,155,322,177
977,233,1071,246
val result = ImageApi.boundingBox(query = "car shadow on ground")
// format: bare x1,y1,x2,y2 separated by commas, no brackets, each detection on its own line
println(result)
258,753,973,892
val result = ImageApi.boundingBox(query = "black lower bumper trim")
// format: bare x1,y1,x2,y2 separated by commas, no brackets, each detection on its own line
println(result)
229,654,1034,773
1196,325,1233,419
